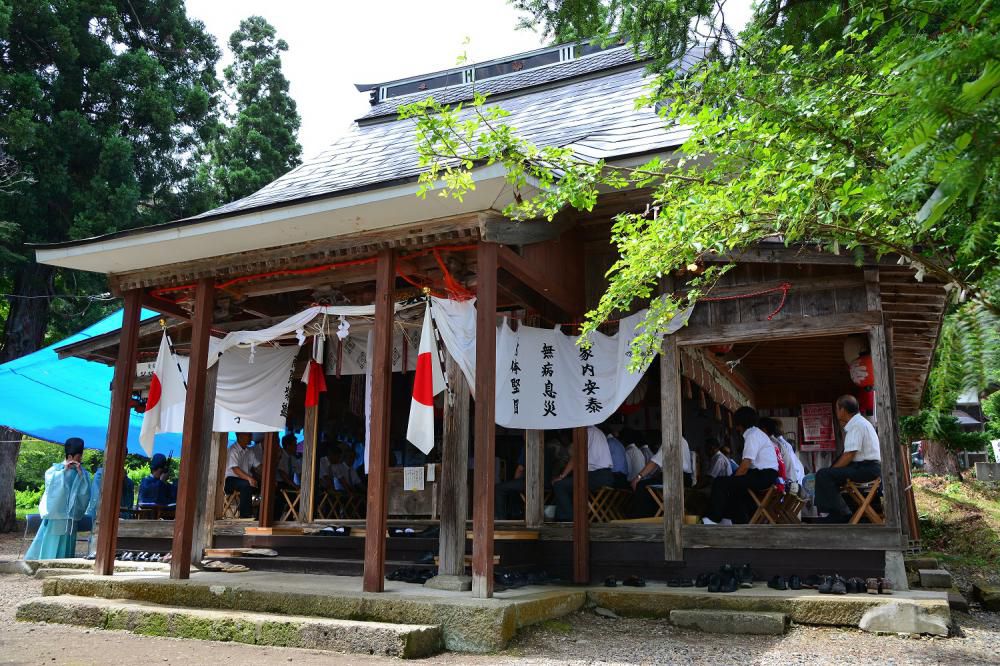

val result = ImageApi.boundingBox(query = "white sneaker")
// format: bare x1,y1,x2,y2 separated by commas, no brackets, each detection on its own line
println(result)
719,518,733,526
702,517,717,525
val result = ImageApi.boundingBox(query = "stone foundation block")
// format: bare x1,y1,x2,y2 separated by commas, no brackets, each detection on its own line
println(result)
669,609,788,635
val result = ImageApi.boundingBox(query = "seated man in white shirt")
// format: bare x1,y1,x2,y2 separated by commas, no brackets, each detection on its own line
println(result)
703,407,780,525
627,436,691,517
552,425,615,521
759,418,805,487
815,395,882,523
224,433,258,518
621,429,647,481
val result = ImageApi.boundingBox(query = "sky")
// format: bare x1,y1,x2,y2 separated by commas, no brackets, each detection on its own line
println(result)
185,0,548,159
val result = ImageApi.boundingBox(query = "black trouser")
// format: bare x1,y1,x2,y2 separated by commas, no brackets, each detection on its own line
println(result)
628,478,661,518
224,476,255,518
495,477,527,520
553,468,615,521
707,468,778,524
612,472,629,489
815,461,881,516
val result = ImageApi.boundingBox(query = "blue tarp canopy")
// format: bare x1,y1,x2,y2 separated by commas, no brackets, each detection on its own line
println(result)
0,309,181,457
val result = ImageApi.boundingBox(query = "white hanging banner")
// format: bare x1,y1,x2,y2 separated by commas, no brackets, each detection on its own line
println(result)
431,297,691,429
324,328,420,376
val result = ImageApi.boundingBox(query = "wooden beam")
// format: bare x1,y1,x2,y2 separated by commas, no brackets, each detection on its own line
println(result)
496,245,579,320
572,426,589,584
472,241,498,598
299,405,319,522
660,335,684,561
676,311,882,347
258,432,278,528
94,289,143,576
686,275,865,300
438,353,470,577
141,293,192,322
363,249,395,593
213,433,229,519
170,278,216,579
189,366,219,565
524,430,545,529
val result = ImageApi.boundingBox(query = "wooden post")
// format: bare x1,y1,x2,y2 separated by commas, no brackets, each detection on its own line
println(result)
472,241,498,598
437,354,470,577
524,430,544,528
190,364,219,565
170,278,215,580
213,433,228,519
94,289,142,576
258,432,278,528
865,270,905,533
660,334,684,561
363,249,395,593
298,405,319,523
571,426,589,583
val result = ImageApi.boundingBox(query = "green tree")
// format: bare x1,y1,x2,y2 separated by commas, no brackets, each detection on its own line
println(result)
0,0,222,531
900,411,986,478
202,15,302,203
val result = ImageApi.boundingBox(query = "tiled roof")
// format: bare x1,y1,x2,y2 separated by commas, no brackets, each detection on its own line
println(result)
188,52,692,223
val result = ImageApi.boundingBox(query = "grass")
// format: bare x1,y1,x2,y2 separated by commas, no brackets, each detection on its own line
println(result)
913,475,1000,581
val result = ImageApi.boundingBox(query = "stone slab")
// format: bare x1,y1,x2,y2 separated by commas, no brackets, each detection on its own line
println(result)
918,569,953,589
16,596,442,659
904,557,939,572
859,601,950,636
0,560,35,575
947,588,969,612
40,572,584,653
670,609,787,635
588,585,951,630
971,580,1000,611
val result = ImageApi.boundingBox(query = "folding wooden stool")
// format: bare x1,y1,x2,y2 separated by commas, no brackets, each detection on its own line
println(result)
279,488,300,522
222,491,241,519
842,478,884,524
588,487,619,523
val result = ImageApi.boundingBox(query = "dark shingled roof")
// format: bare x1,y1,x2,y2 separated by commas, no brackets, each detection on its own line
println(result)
184,45,696,223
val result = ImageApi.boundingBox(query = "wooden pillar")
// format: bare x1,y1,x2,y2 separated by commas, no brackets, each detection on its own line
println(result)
170,278,216,579
472,241,498,598
363,249,395,592
438,354,470,577
94,289,143,576
213,433,229,519
865,270,905,533
298,405,319,522
190,365,219,565
660,334,684,561
258,432,278,528
571,426,589,583
524,430,544,528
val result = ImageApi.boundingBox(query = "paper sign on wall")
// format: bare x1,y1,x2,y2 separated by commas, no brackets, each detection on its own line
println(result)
403,466,425,492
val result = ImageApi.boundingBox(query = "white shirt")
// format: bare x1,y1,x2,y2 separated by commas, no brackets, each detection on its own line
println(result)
640,444,653,464
650,437,692,474
708,451,732,478
586,426,613,471
741,427,779,471
624,444,646,479
843,413,881,462
278,450,302,484
225,444,254,479
320,459,360,490
775,435,805,484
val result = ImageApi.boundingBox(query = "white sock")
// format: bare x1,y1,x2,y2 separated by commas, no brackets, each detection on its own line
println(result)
702,517,717,525
719,518,733,526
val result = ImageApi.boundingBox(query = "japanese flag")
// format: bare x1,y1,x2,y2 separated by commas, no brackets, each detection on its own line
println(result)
406,304,445,454
138,332,185,456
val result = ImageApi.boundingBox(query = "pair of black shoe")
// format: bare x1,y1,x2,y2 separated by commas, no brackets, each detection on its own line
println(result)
496,571,528,589
817,574,848,595
767,575,804,590
387,567,433,584
704,564,753,593
604,575,646,588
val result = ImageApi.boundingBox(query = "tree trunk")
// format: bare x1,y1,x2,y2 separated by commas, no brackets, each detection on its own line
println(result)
0,429,22,532
921,439,963,479
0,260,54,532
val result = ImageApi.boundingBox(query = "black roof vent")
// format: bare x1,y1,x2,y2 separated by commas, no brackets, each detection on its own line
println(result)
356,39,626,106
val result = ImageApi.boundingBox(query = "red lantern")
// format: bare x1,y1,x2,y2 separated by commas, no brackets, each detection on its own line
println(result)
708,344,733,356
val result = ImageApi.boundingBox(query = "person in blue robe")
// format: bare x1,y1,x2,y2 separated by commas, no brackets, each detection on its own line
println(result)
25,437,92,560
138,453,171,506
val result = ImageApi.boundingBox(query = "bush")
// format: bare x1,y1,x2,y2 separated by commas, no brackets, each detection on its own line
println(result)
15,487,43,510
127,464,150,490
14,440,62,491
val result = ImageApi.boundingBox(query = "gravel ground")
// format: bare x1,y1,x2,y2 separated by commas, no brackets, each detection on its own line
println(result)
2,571,999,666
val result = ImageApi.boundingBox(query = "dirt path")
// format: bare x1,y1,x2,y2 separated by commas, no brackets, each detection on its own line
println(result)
2,571,1000,665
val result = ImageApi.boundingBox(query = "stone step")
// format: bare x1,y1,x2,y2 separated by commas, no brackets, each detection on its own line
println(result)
669,609,788,635
971,579,1000,611
947,588,969,613
904,557,939,572
918,569,953,589
16,595,442,659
